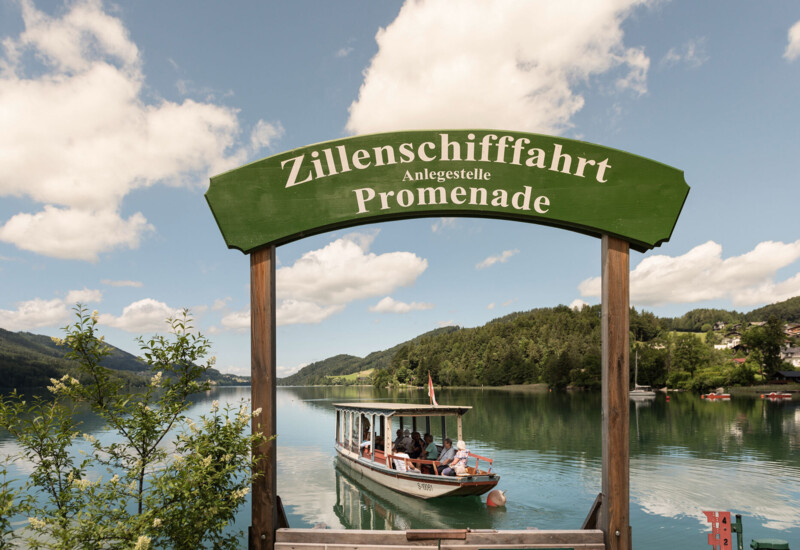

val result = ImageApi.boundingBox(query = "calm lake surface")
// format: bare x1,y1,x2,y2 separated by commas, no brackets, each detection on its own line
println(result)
3,385,799,548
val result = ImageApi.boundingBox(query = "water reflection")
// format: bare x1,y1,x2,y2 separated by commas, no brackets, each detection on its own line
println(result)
3,385,799,549
333,459,493,530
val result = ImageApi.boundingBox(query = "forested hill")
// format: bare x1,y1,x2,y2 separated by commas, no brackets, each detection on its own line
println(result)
0,328,247,389
280,295,800,390
746,296,800,323
278,326,458,386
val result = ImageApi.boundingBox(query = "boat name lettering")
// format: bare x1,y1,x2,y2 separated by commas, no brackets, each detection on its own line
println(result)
417,482,433,491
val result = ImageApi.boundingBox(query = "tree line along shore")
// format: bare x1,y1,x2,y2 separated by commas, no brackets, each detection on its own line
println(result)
281,296,800,393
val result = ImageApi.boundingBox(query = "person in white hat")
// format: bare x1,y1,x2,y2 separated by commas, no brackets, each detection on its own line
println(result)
441,440,469,476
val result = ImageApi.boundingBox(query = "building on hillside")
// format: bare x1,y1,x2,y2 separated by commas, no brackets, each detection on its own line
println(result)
780,346,800,368
784,323,800,337
773,370,800,383
749,321,767,327
713,321,726,331
715,333,742,350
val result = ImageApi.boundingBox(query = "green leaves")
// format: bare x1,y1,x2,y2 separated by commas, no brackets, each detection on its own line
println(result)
0,306,265,549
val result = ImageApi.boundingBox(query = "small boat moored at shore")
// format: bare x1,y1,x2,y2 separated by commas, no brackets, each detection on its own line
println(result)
333,402,499,499
761,391,792,400
701,392,731,400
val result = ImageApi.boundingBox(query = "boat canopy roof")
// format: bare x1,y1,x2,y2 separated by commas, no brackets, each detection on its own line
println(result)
333,402,471,417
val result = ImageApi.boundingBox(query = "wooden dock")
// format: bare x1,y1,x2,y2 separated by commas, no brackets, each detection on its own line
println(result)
275,528,606,550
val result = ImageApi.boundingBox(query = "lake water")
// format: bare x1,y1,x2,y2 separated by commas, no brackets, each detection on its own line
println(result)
3,385,799,548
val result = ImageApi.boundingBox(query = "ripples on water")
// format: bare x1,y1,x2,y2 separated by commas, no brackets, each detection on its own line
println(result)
2,386,799,549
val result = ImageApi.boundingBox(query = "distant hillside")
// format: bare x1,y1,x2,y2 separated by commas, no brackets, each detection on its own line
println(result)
278,326,458,386
746,296,800,323
0,328,247,390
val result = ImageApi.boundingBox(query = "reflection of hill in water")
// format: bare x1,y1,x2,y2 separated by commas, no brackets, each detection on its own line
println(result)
333,459,494,530
279,387,800,467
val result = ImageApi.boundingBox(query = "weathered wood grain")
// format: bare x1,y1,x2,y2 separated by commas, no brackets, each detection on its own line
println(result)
600,235,630,550
250,246,278,550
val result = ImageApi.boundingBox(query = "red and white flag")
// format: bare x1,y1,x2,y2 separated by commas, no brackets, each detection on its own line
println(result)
428,371,438,407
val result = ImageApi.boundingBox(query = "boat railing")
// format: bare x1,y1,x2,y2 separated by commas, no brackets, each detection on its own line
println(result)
468,452,493,474
379,452,494,476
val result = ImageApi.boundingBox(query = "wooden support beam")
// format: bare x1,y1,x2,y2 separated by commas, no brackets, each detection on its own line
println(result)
600,235,630,550
250,246,278,550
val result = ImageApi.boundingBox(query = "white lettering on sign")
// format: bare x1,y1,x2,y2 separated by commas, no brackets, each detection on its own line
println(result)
353,185,549,215
281,133,612,188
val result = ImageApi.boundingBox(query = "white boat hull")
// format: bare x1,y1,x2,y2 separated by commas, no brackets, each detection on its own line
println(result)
335,445,499,500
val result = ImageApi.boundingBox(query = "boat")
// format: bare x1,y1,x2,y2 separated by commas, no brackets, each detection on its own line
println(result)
630,349,656,399
333,402,500,499
761,392,792,400
701,392,731,400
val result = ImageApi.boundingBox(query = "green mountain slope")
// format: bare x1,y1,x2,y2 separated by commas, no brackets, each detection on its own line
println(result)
746,296,800,323
278,326,458,385
0,328,248,390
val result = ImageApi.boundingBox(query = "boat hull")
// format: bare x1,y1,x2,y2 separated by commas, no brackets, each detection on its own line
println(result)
335,445,499,500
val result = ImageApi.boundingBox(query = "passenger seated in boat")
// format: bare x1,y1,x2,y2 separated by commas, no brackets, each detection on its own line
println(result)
394,429,412,452
391,445,419,473
441,440,469,476
420,434,438,473
435,438,455,472
408,431,424,459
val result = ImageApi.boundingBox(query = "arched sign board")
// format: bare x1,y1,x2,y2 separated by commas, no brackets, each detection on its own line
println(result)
205,130,689,253
205,130,689,550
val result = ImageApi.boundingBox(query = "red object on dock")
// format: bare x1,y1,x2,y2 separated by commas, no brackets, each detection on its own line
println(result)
703,511,732,550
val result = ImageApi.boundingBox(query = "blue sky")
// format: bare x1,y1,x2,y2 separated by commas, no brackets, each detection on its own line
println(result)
1,0,799,377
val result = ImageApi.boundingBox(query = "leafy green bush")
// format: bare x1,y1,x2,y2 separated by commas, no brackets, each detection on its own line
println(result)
0,306,266,549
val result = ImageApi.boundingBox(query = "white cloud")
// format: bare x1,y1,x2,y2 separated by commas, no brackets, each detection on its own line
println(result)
220,309,250,331
501,298,516,307
219,233,429,327
0,0,280,260
278,362,309,378
65,287,102,304
578,240,800,307
211,298,230,311
335,46,354,58
101,279,143,288
346,0,651,135
476,249,519,269
661,38,708,68
786,19,800,61
570,298,589,311
437,320,456,328
0,298,70,331
0,207,153,261
369,296,433,314
249,120,284,151
487,302,495,310
276,232,428,311
98,298,181,332
431,217,457,233
277,300,345,326
0,286,104,330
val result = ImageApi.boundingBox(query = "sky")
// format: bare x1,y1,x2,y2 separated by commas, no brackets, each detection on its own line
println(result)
1,0,799,378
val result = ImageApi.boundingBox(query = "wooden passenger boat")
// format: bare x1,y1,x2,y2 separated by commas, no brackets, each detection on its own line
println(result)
333,403,499,499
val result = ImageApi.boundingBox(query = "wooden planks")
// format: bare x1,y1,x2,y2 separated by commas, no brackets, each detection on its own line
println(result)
276,528,605,550
250,246,278,550
600,235,630,550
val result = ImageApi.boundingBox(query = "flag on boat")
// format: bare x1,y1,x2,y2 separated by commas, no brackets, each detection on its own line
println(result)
428,371,438,407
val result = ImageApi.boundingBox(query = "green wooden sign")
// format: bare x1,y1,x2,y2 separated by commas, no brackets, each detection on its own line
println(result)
205,130,689,253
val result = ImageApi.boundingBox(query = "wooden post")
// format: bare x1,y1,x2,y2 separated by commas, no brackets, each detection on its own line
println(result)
250,246,278,550
600,235,630,550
